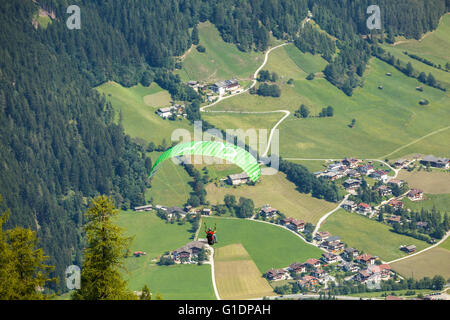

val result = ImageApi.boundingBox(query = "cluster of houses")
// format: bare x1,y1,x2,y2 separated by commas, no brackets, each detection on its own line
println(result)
156,104,186,119
134,204,212,220
314,158,390,184
186,79,242,103
341,175,424,218
265,232,395,291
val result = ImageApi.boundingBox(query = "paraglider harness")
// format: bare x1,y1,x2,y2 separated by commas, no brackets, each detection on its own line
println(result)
204,223,217,245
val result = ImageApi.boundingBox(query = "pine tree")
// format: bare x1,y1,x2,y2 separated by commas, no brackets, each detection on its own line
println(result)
72,196,136,300
0,196,56,300
191,25,199,45
140,284,152,300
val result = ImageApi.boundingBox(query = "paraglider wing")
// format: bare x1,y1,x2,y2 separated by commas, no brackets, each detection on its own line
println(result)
149,141,261,182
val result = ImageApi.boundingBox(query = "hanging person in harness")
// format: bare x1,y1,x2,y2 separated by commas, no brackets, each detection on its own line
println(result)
204,222,217,245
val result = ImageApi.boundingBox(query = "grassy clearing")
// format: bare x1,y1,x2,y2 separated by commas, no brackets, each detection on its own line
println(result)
202,112,282,133
403,193,450,214
386,128,450,159
210,44,449,160
397,171,450,194
175,21,263,83
392,14,450,69
319,210,429,261
288,160,327,173
146,152,193,206
194,161,242,181
279,57,450,159
116,210,215,299
125,263,215,299
117,210,194,260
202,217,322,273
96,81,193,145
214,244,275,299
205,172,336,224
439,236,450,251
390,247,450,280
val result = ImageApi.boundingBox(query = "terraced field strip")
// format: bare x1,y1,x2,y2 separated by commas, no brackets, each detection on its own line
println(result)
214,244,275,300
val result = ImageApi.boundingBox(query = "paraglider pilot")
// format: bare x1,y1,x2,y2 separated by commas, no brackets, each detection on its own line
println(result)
204,223,217,245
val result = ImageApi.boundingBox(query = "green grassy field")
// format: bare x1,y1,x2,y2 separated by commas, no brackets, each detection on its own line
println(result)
202,217,322,273
116,210,216,299
175,22,263,83
397,171,450,194
288,160,328,173
125,263,216,299
96,81,193,145
403,193,450,214
194,162,242,181
319,210,429,261
202,112,283,133
117,210,194,259
390,247,450,280
146,152,193,206
205,172,336,224
214,244,275,299
209,43,450,160
381,13,450,92
439,236,450,251
392,14,450,70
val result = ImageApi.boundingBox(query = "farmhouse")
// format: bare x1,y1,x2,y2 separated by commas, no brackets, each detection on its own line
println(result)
266,268,289,281
259,205,279,218
356,254,376,266
341,200,357,212
420,155,450,169
134,204,153,212
167,206,185,216
211,79,240,95
401,245,417,254
322,252,338,264
370,170,389,182
305,258,321,269
315,231,331,242
377,185,392,197
172,241,206,263
289,262,306,274
357,164,374,175
357,203,372,215
288,219,306,233
394,159,408,167
343,179,361,190
341,261,360,272
227,172,250,186
321,171,339,181
387,215,402,224
407,189,424,201
298,276,319,289
388,199,404,210
156,107,172,118
202,208,212,215
343,247,359,260
346,169,361,178
311,268,327,279
342,158,360,168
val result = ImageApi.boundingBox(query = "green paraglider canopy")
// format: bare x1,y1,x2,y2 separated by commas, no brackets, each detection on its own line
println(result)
149,141,261,182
